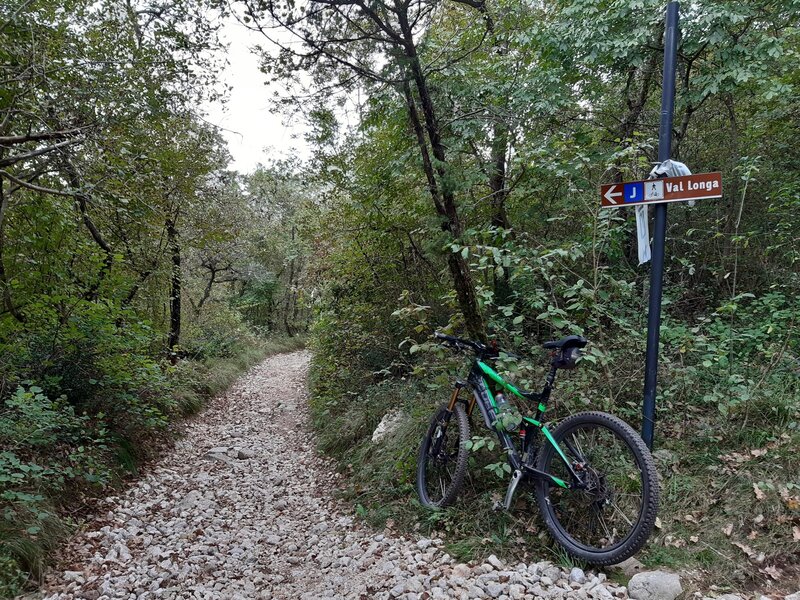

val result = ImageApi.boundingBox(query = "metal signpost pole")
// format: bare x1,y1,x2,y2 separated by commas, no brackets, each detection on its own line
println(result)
642,1,680,450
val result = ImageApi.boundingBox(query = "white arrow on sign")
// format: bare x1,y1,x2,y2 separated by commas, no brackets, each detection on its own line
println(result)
604,185,622,205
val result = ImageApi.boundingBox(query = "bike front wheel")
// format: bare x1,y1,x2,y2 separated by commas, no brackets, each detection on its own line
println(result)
416,403,470,508
534,411,659,565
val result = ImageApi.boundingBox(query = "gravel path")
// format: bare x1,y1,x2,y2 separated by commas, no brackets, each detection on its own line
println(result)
42,351,636,600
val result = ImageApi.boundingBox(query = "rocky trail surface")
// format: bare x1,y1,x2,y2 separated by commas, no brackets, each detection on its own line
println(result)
41,351,755,600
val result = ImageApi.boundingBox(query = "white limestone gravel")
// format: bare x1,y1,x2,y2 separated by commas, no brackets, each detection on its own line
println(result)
42,351,636,600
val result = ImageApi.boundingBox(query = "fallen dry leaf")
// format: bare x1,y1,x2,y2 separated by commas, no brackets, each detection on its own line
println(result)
779,486,800,510
722,523,734,537
734,541,755,557
793,526,800,541
718,452,748,474
750,448,767,457
689,535,699,543
759,565,782,580
664,535,686,548
748,530,758,540
753,483,766,500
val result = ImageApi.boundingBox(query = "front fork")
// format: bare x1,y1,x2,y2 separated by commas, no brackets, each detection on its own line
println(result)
447,383,462,411
432,383,466,457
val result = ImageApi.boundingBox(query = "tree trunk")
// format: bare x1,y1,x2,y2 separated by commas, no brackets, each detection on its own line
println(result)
283,257,295,337
0,179,24,322
166,217,181,353
489,120,513,305
723,93,740,231
613,44,660,270
489,122,512,232
398,23,486,340
61,156,114,298
195,267,217,316
123,268,153,306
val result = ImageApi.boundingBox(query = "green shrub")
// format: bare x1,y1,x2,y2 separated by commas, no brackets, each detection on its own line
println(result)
0,386,105,587
0,552,25,599
180,304,262,360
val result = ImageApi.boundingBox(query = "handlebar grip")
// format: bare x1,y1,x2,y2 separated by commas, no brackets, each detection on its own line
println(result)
434,333,497,358
434,332,462,345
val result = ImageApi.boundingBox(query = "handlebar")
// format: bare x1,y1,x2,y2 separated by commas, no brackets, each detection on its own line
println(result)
434,332,485,352
434,332,520,359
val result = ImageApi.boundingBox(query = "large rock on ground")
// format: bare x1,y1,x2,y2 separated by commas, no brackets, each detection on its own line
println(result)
628,570,683,600
371,409,406,443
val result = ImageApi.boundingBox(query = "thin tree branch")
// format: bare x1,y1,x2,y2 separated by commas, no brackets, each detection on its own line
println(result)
0,169,76,197
0,138,83,168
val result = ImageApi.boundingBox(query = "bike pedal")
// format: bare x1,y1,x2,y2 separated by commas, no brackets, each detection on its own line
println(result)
503,469,524,511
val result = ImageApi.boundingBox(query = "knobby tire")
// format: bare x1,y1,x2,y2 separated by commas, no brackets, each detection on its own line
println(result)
534,411,660,565
416,403,470,508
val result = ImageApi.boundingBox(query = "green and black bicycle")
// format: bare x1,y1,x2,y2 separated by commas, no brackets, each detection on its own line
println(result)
416,332,659,565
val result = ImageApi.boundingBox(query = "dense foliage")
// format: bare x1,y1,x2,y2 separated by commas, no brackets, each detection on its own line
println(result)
0,1,309,593
245,0,800,591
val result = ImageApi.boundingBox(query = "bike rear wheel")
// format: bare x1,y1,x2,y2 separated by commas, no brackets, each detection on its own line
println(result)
534,411,659,565
416,403,470,508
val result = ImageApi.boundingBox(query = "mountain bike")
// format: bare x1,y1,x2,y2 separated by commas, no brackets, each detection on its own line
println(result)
416,332,659,565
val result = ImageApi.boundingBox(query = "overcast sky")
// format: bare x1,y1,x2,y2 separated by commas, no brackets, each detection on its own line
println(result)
203,17,310,174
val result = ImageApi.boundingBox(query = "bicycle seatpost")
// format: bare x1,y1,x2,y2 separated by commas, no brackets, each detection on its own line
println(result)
542,364,558,400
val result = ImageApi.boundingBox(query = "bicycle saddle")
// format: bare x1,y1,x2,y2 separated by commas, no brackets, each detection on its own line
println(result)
542,335,588,350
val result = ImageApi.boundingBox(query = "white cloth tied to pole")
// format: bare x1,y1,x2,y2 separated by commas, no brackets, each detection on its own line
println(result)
636,159,693,264
648,159,692,179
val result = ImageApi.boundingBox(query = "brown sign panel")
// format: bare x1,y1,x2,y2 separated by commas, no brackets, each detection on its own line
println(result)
600,172,723,208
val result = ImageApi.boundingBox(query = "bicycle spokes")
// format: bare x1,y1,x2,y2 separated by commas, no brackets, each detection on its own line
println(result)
424,423,459,502
547,424,644,550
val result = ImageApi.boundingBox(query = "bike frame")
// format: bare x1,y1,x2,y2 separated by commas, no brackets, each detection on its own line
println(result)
446,357,583,490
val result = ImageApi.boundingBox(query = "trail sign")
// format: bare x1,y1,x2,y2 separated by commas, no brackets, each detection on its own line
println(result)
601,172,722,208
